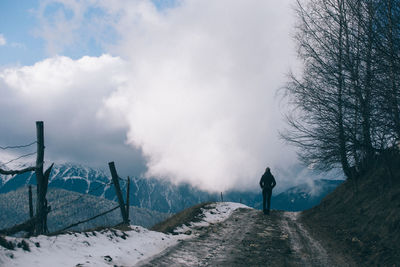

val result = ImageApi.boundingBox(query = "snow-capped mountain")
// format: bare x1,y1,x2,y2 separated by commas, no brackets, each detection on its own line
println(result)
0,163,343,213
0,163,212,213
223,179,343,211
271,179,343,211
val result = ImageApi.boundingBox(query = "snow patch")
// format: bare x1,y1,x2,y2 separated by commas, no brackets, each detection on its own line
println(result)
0,226,184,267
0,202,249,267
174,202,250,234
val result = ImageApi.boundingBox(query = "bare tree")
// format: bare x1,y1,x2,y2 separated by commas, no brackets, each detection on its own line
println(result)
283,0,353,176
374,0,400,143
282,0,400,180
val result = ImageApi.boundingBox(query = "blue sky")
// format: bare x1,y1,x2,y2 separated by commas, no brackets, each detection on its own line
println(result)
0,0,45,66
0,0,176,66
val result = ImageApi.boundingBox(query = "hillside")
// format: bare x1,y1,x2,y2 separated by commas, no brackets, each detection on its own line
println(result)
301,154,400,266
0,186,169,232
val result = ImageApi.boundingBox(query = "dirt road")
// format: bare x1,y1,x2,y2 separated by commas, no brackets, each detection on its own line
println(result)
137,208,350,267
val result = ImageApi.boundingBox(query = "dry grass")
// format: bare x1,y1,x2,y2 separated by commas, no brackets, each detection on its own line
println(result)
301,152,400,266
151,202,213,233
49,202,214,236
47,222,130,236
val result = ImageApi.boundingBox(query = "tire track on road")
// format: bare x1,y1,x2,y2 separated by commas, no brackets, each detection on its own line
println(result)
138,208,343,266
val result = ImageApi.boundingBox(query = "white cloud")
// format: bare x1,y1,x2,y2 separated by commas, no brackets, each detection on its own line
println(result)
97,0,298,191
0,54,146,175
0,34,6,46
33,0,90,54
4,0,304,192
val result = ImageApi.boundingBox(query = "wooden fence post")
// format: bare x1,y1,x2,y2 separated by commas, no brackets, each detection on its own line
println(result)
28,185,33,218
28,185,34,236
34,121,53,235
108,162,129,224
35,121,45,235
43,164,53,233
126,177,130,223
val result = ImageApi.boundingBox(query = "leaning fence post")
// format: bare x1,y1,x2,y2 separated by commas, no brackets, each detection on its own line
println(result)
28,185,34,236
108,162,129,224
126,177,130,223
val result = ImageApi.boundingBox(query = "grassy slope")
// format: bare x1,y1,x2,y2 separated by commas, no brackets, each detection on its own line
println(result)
0,186,170,232
301,153,400,266
151,202,212,233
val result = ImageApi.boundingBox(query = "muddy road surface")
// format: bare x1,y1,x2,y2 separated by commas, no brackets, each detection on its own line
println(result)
138,208,350,267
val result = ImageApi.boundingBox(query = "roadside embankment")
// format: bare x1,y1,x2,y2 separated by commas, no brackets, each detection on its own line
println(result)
301,154,400,266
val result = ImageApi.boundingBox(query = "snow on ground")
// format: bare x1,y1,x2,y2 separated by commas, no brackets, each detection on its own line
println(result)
0,202,249,267
174,202,250,234
200,202,250,225
0,226,181,267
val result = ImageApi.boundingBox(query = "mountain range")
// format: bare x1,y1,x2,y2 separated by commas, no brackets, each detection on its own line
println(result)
0,163,343,214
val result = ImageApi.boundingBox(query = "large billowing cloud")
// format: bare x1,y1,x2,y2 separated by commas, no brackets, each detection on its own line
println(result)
100,0,298,191
1,0,307,192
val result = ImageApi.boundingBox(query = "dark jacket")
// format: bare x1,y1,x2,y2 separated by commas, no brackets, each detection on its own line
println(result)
260,170,276,190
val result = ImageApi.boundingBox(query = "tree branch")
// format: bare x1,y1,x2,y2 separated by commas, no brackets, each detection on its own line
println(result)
0,166,36,176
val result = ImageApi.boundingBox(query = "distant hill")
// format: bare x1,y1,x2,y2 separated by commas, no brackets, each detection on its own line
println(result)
225,179,343,211
0,186,169,232
0,163,343,213
272,179,343,211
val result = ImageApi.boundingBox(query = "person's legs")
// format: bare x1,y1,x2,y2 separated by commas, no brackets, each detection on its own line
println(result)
262,189,267,213
266,189,272,214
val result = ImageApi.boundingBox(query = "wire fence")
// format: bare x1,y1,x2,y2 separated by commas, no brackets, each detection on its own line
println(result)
0,151,37,168
0,126,130,236
57,205,120,233
0,141,37,150
0,140,37,169
0,178,129,236
50,181,114,214
47,177,127,233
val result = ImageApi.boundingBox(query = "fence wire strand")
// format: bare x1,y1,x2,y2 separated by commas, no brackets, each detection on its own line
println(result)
58,205,120,233
49,181,118,232
0,151,37,167
50,181,114,214
0,141,37,150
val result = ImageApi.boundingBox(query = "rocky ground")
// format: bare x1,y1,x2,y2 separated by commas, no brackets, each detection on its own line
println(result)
138,208,353,267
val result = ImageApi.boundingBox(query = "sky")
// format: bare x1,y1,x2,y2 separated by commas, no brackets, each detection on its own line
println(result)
0,0,333,192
